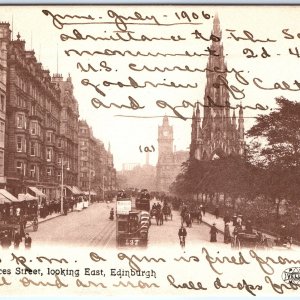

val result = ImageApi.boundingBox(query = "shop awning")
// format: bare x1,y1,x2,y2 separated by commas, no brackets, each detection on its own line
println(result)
18,193,38,201
28,186,46,197
0,189,22,204
72,186,83,195
65,185,74,193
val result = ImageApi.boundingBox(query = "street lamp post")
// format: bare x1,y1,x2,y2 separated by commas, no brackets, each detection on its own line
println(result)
60,157,69,215
60,157,64,214
88,170,95,204
88,170,91,204
102,175,105,201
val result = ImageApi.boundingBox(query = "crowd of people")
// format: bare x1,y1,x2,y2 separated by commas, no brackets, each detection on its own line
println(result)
0,229,32,249
39,196,91,218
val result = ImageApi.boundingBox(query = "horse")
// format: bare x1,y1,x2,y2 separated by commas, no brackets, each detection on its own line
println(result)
155,209,164,226
150,208,158,219
162,205,172,221
191,209,202,223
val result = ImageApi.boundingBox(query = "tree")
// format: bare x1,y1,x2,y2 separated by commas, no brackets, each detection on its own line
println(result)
247,97,300,168
171,154,256,208
247,97,300,218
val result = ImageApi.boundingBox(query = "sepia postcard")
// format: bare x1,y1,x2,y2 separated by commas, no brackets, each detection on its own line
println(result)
0,3,299,297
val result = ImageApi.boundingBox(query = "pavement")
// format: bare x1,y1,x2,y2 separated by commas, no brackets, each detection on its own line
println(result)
201,210,300,249
148,204,221,249
201,211,229,234
29,201,116,247
26,202,96,230
26,199,298,249
28,200,225,249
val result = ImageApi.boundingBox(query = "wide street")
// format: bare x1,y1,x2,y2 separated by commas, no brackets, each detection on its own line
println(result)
28,201,223,249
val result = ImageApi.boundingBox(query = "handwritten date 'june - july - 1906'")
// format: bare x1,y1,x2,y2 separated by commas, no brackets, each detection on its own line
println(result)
41,8,300,120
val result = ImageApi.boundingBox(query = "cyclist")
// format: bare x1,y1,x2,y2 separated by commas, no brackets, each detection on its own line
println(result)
178,225,187,248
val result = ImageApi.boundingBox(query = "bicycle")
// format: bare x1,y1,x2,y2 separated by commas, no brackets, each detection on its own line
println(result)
179,235,186,248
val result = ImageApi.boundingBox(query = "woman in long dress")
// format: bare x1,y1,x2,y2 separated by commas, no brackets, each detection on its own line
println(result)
224,223,231,244
210,223,217,242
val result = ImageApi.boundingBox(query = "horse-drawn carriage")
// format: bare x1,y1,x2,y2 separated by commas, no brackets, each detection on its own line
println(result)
231,230,292,250
162,204,172,221
150,207,159,219
190,208,202,224
0,223,20,246
22,200,39,231
0,191,39,241
17,193,39,231
231,232,266,249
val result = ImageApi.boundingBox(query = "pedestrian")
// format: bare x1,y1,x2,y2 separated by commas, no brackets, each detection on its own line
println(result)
202,204,206,216
24,233,32,249
210,223,218,242
236,214,243,226
1,233,11,249
178,225,187,248
245,220,253,234
198,209,202,223
224,223,231,244
155,210,160,226
185,212,192,228
214,206,219,219
159,210,164,225
223,213,230,224
14,230,22,249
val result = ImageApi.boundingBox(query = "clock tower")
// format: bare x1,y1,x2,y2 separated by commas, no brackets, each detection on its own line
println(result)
156,116,188,192
158,116,173,164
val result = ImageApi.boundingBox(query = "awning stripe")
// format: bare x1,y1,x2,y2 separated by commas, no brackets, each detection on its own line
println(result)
28,187,46,197
0,189,22,203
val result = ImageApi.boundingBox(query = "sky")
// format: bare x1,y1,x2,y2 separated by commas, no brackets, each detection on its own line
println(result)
2,5,300,170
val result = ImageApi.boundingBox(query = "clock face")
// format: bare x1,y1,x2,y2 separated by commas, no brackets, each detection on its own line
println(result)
163,130,168,137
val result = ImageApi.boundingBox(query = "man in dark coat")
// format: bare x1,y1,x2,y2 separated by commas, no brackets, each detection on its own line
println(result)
14,230,22,249
1,233,11,249
210,223,218,242
202,204,206,216
178,225,187,247
214,206,220,219
224,223,231,244
223,213,231,224
24,233,32,249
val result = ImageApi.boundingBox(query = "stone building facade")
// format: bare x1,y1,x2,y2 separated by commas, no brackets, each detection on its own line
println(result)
0,23,9,188
78,120,96,192
78,120,116,199
5,32,62,199
156,116,189,192
0,22,116,200
190,16,245,161
52,74,79,188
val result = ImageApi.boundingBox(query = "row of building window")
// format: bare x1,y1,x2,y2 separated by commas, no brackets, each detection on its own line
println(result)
16,161,62,178
0,121,4,145
16,113,59,132
0,150,3,177
16,137,53,160
0,94,5,112
16,76,59,118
